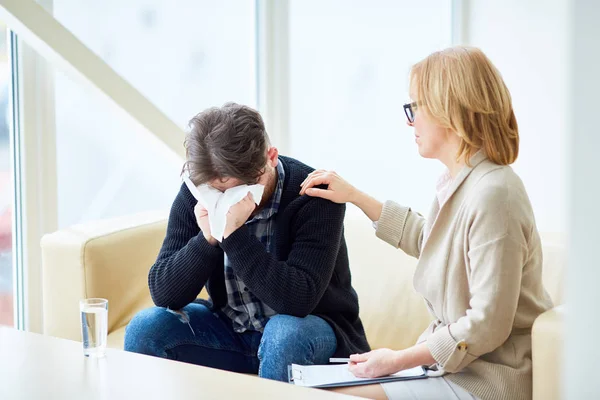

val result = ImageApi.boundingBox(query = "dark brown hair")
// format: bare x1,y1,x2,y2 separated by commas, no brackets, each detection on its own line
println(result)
182,102,270,185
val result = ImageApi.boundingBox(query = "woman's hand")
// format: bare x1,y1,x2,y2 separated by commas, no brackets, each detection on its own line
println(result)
299,170,358,204
348,344,435,378
348,349,405,378
300,169,384,222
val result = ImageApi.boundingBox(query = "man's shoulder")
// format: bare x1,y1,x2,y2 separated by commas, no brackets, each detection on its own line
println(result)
278,155,345,214
279,155,314,178
278,156,312,204
171,182,196,215
283,189,346,223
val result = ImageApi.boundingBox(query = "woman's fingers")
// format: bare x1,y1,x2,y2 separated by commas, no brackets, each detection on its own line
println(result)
348,352,372,377
301,169,327,187
348,362,369,378
300,174,332,195
350,352,370,363
304,188,334,200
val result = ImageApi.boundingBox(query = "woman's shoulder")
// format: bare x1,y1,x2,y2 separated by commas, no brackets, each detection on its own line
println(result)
468,161,528,204
464,161,536,232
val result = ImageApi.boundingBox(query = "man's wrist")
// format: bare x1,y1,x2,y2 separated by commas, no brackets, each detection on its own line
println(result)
204,234,218,246
225,223,252,240
223,223,243,240
223,227,234,240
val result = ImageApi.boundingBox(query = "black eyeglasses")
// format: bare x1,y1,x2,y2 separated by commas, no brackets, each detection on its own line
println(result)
403,102,417,124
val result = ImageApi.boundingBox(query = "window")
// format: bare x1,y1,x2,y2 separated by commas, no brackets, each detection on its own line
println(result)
52,0,257,227
3,0,455,331
288,0,452,214
1,0,259,332
0,22,13,326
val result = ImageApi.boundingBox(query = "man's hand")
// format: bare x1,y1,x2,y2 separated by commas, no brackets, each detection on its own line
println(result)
194,203,218,246
223,193,256,239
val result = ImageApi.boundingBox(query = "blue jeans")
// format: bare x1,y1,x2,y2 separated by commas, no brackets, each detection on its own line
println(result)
124,303,337,382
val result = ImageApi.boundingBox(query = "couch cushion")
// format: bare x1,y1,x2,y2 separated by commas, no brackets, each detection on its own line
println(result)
539,233,566,305
41,212,167,341
108,325,127,349
344,213,432,350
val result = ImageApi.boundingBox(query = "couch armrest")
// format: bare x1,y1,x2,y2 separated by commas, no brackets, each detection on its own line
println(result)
41,212,168,341
532,305,565,400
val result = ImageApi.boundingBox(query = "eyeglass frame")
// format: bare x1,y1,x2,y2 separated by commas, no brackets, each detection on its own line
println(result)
403,102,417,124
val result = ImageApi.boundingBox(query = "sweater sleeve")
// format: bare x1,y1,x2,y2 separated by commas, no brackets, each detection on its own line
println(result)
148,184,224,309
219,198,345,317
427,184,530,373
375,200,426,258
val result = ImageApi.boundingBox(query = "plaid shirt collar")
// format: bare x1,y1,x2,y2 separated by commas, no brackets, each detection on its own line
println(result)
248,159,285,222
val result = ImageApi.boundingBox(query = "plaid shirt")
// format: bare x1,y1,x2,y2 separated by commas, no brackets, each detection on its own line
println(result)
221,160,285,333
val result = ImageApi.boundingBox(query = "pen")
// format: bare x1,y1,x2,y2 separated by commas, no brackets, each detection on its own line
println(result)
329,357,351,363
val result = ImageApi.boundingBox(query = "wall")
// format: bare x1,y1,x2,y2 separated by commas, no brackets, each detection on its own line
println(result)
566,1,600,398
287,0,452,219
467,0,569,234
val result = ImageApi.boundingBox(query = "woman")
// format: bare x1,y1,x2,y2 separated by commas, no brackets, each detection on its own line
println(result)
299,47,553,400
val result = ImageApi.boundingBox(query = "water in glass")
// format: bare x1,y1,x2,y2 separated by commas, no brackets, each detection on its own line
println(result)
80,298,108,357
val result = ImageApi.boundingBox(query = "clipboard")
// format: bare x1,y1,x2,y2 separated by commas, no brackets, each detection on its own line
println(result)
287,363,428,388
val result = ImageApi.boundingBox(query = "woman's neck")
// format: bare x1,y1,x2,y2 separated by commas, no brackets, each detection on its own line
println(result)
445,158,464,178
439,141,464,178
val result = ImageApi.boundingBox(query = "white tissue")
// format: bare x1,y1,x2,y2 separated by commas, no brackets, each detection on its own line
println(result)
183,174,264,242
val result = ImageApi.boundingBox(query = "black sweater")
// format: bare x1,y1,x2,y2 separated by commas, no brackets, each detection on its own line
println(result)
148,156,370,357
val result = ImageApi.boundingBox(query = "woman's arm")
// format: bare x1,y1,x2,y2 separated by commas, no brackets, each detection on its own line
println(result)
300,170,425,257
426,233,525,373
350,189,383,222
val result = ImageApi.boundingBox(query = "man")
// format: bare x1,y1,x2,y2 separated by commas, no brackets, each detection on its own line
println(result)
124,102,369,381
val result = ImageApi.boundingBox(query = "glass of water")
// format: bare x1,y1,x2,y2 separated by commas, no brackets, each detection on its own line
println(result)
80,298,108,357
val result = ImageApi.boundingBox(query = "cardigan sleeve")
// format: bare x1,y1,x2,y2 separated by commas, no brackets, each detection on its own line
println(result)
375,200,426,259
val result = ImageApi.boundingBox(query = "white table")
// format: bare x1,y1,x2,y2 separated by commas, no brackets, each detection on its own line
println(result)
0,327,359,400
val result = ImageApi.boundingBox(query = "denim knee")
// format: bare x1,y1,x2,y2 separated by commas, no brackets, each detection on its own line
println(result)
124,307,171,356
258,315,337,381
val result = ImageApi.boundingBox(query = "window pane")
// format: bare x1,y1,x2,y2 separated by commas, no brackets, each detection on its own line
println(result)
53,0,257,127
53,68,185,228
289,0,451,214
0,23,13,326
50,0,256,227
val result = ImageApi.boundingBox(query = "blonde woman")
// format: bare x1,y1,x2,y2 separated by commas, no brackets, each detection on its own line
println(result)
299,47,553,400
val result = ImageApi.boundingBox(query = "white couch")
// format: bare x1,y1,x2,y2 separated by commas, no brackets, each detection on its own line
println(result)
41,211,565,399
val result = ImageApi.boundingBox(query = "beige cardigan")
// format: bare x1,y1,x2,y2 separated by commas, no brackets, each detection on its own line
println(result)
376,152,553,400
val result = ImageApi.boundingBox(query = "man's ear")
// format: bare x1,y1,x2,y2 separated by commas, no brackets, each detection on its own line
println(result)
267,147,279,167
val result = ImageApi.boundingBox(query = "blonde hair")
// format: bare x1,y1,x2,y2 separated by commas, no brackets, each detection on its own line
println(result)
409,46,519,165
